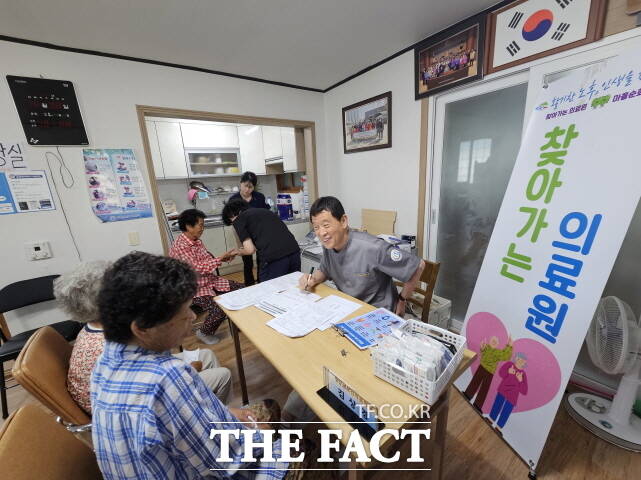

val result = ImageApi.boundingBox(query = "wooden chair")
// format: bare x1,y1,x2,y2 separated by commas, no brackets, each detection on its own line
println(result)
361,208,397,235
0,404,101,479
396,260,440,323
0,275,83,418
12,326,91,430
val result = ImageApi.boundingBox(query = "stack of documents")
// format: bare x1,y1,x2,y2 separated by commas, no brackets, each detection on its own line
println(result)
216,272,302,310
266,295,361,338
256,287,321,316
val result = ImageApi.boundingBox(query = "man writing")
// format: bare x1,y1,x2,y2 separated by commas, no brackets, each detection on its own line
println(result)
299,196,425,317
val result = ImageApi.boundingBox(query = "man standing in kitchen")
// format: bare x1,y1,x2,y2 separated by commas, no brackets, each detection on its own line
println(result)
228,171,270,286
169,208,241,345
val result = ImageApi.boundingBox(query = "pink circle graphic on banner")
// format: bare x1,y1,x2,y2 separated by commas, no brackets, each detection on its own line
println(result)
464,311,562,414
522,9,554,42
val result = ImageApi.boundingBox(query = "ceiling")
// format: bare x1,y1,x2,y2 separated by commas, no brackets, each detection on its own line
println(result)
0,0,498,91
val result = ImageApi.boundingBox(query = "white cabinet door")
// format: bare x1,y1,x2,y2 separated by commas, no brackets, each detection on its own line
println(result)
145,120,165,178
200,227,227,257
281,127,298,172
155,122,188,178
262,126,282,160
238,125,266,175
181,124,239,148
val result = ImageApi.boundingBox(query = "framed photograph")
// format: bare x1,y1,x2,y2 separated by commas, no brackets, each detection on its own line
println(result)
486,0,607,75
414,14,485,100
342,91,391,154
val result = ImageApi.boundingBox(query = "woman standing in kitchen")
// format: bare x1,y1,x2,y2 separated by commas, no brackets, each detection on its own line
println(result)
228,171,269,285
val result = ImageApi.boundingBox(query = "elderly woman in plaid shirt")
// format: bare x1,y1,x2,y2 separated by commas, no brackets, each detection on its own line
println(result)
170,208,243,344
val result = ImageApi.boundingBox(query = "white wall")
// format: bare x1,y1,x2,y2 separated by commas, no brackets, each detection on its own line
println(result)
321,51,421,236
0,40,324,333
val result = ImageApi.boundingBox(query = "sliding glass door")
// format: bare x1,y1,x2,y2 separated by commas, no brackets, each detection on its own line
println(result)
425,73,528,326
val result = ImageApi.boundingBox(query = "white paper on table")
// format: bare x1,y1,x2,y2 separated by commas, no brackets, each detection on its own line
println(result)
256,287,320,316
313,295,361,331
181,348,200,364
266,294,361,337
216,272,305,310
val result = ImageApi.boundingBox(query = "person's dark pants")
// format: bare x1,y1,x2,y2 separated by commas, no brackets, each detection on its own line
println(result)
464,365,494,411
242,254,255,286
259,251,301,282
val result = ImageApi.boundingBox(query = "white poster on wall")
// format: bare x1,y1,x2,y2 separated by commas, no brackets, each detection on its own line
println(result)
454,49,641,469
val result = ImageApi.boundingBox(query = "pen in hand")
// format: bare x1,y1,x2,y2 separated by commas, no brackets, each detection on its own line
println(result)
305,267,315,291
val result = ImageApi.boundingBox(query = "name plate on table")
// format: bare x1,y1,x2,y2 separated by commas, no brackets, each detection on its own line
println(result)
316,366,384,440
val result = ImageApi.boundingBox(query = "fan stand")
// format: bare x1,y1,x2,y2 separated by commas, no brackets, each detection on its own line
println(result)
564,365,641,451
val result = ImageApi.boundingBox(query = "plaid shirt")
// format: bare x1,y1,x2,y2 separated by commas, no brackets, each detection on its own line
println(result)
91,341,287,480
169,232,230,297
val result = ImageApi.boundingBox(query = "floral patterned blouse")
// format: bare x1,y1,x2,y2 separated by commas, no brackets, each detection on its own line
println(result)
67,323,105,413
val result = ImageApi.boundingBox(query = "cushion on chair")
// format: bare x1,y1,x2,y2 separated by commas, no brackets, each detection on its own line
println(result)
12,326,90,426
0,320,82,361
0,404,101,480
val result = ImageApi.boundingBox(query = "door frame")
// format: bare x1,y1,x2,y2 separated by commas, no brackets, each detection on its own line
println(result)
422,71,529,261
136,105,319,254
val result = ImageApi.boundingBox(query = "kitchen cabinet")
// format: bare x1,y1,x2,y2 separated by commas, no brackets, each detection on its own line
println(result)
262,126,282,160
281,127,304,172
145,120,165,178
181,124,239,149
200,227,227,259
238,125,266,175
155,122,188,178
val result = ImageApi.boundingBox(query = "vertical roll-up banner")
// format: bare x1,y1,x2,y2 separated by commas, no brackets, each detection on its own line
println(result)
454,47,641,469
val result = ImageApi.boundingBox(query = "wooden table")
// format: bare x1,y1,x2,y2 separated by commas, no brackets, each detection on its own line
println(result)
218,283,475,479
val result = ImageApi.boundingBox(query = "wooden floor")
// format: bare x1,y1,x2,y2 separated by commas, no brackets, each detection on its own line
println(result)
2,271,639,479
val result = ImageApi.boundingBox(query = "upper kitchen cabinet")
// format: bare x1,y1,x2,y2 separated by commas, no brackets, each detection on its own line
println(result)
282,127,305,172
238,125,266,175
155,121,188,178
262,126,283,161
181,124,239,149
145,120,165,178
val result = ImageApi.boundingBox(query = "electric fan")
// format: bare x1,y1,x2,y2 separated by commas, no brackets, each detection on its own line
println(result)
565,296,641,450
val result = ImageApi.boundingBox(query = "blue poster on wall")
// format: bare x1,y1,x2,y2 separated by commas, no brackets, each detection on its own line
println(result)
0,172,16,214
83,149,153,223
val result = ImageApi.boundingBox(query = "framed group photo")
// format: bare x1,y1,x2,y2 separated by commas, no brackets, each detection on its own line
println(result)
485,0,607,75
342,91,391,154
414,13,486,100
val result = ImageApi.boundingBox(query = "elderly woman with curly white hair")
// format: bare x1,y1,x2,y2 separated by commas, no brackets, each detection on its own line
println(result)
54,261,232,414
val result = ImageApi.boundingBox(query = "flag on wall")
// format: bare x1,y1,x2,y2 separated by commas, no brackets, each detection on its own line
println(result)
492,0,592,70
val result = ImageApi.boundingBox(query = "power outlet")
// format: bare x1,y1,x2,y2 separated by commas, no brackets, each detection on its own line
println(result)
25,241,52,261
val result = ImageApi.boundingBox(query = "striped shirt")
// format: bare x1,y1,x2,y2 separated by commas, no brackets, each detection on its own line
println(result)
91,341,287,479
169,232,231,297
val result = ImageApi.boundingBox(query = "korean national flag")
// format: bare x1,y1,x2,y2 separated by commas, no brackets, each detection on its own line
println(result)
493,0,592,69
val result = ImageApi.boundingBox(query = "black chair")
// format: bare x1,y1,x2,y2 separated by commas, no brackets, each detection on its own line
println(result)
0,275,83,418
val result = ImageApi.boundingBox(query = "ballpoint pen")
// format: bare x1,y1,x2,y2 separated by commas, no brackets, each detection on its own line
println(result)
304,266,315,291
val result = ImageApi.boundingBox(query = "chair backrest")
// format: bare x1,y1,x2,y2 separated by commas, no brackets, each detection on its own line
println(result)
0,404,101,480
361,209,396,236
403,260,441,323
12,326,91,426
0,275,60,340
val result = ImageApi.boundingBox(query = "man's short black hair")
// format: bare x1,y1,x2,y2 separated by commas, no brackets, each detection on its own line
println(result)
240,171,258,187
222,199,249,226
98,251,197,343
310,196,345,221
178,209,206,232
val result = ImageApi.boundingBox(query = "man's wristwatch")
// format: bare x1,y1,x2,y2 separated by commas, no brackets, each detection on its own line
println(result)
398,293,407,302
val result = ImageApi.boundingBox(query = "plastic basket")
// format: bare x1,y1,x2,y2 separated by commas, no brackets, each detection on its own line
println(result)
372,320,467,405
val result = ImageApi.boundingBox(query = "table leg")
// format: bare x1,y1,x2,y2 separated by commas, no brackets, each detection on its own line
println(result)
229,319,249,405
431,390,450,480
348,456,364,480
